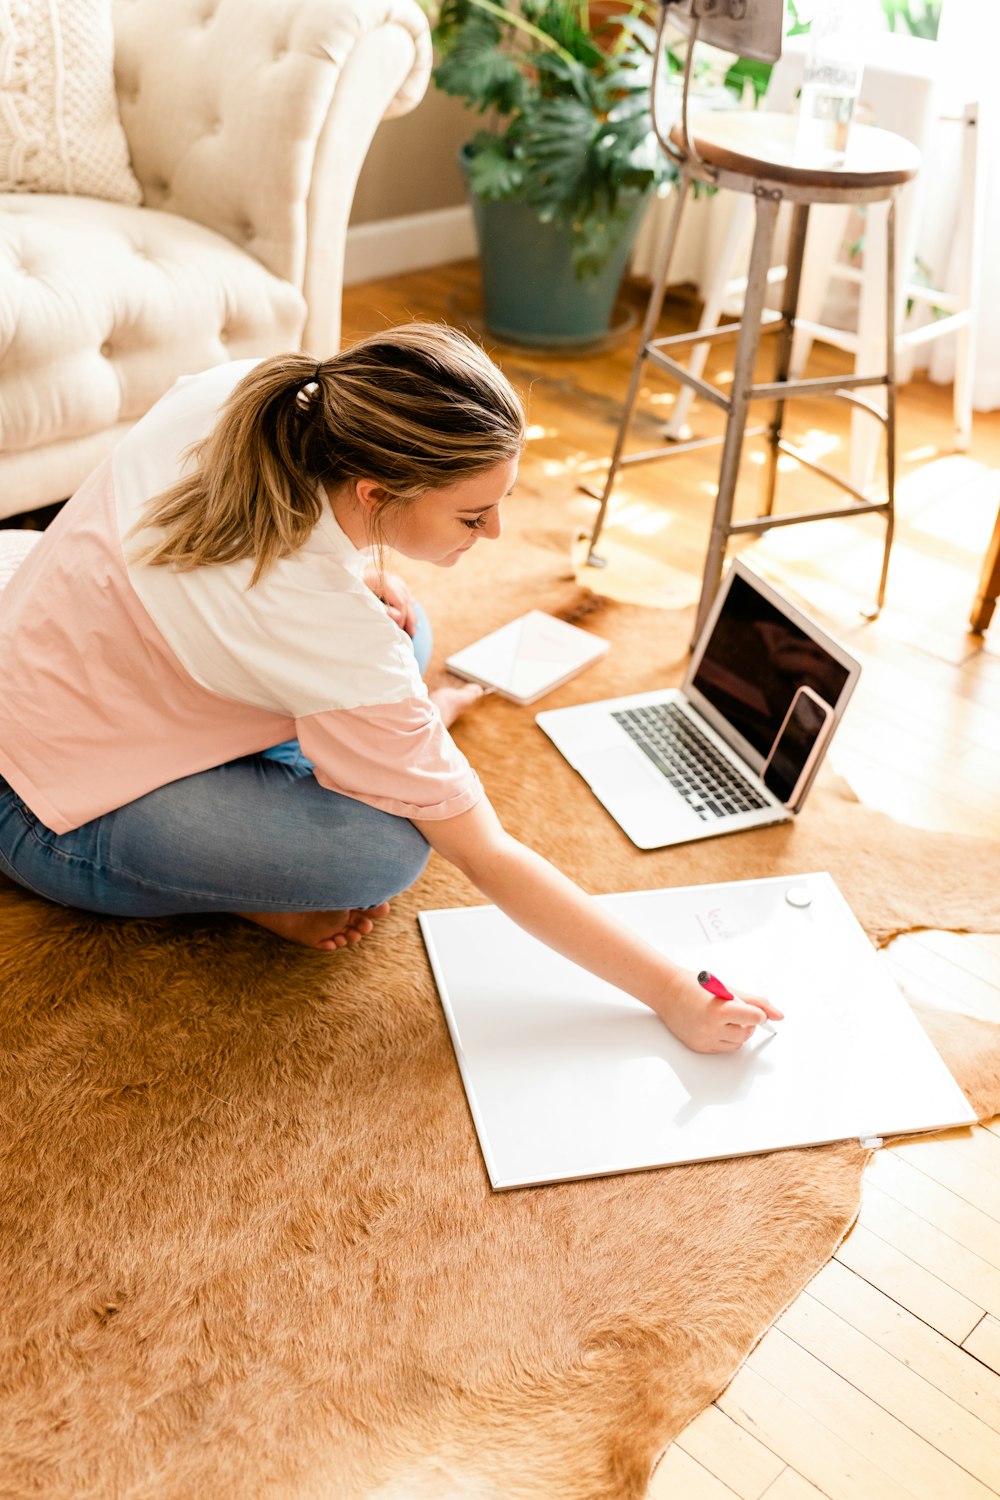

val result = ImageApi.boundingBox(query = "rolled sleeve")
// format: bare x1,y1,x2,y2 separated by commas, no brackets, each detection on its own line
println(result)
296,697,483,820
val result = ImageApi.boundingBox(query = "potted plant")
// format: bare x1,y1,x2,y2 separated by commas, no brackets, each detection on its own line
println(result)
429,0,675,347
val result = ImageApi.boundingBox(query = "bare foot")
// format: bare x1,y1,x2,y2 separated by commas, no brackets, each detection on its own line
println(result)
237,901,391,951
429,674,488,728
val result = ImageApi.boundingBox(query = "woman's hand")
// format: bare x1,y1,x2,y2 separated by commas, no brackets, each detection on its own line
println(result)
413,799,783,1055
367,568,417,636
651,971,784,1054
429,674,489,728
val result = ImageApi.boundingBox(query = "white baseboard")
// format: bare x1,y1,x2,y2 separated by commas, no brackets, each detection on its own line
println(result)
344,205,477,286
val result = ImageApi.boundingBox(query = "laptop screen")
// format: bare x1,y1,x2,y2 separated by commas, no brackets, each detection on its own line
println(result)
689,570,853,759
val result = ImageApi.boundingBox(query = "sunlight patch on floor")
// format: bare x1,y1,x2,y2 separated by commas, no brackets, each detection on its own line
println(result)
588,496,675,534
893,456,1000,553
782,426,845,465
623,508,675,537
541,423,998,669
571,528,700,612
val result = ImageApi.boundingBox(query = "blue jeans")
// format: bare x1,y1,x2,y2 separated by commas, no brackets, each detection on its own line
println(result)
0,606,434,918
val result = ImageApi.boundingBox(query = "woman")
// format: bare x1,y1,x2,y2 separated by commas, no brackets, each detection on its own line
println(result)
0,324,780,1052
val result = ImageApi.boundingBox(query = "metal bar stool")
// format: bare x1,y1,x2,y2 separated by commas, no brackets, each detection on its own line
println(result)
585,6,922,645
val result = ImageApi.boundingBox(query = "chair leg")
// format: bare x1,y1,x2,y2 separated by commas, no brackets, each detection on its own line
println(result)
970,503,1000,633
760,202,810,518
664,195,754,440
953,317,974,455
788,202,851,379
586,177,691,562
871,195,898,618
953,101,982,453
693,190,781,644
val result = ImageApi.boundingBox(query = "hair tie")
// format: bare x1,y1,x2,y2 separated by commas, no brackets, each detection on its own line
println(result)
295,379,321,412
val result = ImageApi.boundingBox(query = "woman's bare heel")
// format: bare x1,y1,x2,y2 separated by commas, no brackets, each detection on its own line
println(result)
237,902,391,951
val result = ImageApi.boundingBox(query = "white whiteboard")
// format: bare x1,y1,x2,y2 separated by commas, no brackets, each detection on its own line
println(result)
418,873,975,1190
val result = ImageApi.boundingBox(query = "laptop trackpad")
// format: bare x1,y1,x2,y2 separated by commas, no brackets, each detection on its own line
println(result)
571,744,699,846
578,738,695,810
575,745,672,797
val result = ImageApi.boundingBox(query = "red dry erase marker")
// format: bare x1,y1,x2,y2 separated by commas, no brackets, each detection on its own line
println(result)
698,970,776,1034
697,970,734,1001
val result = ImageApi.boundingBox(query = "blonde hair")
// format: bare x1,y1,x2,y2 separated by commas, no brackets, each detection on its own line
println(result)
134,324,526,585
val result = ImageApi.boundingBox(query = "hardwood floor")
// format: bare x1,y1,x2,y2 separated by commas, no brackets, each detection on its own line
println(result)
343,263,1000,1500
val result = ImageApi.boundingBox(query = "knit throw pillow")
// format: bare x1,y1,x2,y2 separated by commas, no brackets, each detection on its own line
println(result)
0,0,141,203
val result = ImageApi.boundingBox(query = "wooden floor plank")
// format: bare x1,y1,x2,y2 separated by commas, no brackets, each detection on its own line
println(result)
748,1328,997,1500
759,1470,831,1500
965,934,1000,966
906,932,1000,993
832,711,1000,811
865,1151,1000,1268
674,1403,785,1500
859,1180,1000,1315
834,1221,984,1342
886,936,1000,1022
910,1124,1000,1182
808,1260,1000,1427
717,1365,916,1500
648,1442,742,1499
777,1293,1000,1492
964,1316,1000,1379
882,954,1000,1026
890,1135,1000,1221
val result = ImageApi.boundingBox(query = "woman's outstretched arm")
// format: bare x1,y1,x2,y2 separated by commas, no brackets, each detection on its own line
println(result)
413,798,783,1054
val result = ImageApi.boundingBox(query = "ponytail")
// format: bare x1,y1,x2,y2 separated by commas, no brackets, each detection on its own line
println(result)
134,354,332,586
133,325,525,586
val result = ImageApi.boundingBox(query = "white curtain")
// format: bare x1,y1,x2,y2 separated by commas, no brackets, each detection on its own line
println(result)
920,0,998,410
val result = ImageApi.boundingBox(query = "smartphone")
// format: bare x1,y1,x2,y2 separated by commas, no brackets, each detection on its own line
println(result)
762,685,836,810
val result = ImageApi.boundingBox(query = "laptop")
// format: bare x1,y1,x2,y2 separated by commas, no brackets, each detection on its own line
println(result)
535,559,862,849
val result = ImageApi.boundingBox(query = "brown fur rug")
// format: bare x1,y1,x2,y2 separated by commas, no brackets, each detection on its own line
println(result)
2,509,999,1499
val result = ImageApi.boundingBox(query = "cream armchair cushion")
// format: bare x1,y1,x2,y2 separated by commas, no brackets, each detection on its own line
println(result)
0,0,430,521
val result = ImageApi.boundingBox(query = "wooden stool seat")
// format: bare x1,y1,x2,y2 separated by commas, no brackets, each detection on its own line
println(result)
676,112,922,192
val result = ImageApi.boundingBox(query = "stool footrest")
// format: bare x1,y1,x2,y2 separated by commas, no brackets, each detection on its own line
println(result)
836,390,889,426
644,347,730,410
646,314,784,355
728,497,891,535
776,438,882,506
750,372,889,400
643,338,890,414
619,425,771,469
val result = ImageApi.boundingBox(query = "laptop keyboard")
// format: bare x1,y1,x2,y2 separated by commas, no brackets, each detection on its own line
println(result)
612,702,769,821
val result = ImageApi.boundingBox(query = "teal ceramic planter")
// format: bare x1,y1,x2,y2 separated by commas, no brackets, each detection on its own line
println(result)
462,152,649,347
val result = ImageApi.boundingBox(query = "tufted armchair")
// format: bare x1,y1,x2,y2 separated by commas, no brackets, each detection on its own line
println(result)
0,0,431,521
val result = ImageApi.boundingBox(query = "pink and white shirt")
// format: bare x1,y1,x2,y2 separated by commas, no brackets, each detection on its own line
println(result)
0,361,482,835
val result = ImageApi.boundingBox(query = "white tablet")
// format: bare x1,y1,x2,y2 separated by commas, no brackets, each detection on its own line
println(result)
445,610,609,705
